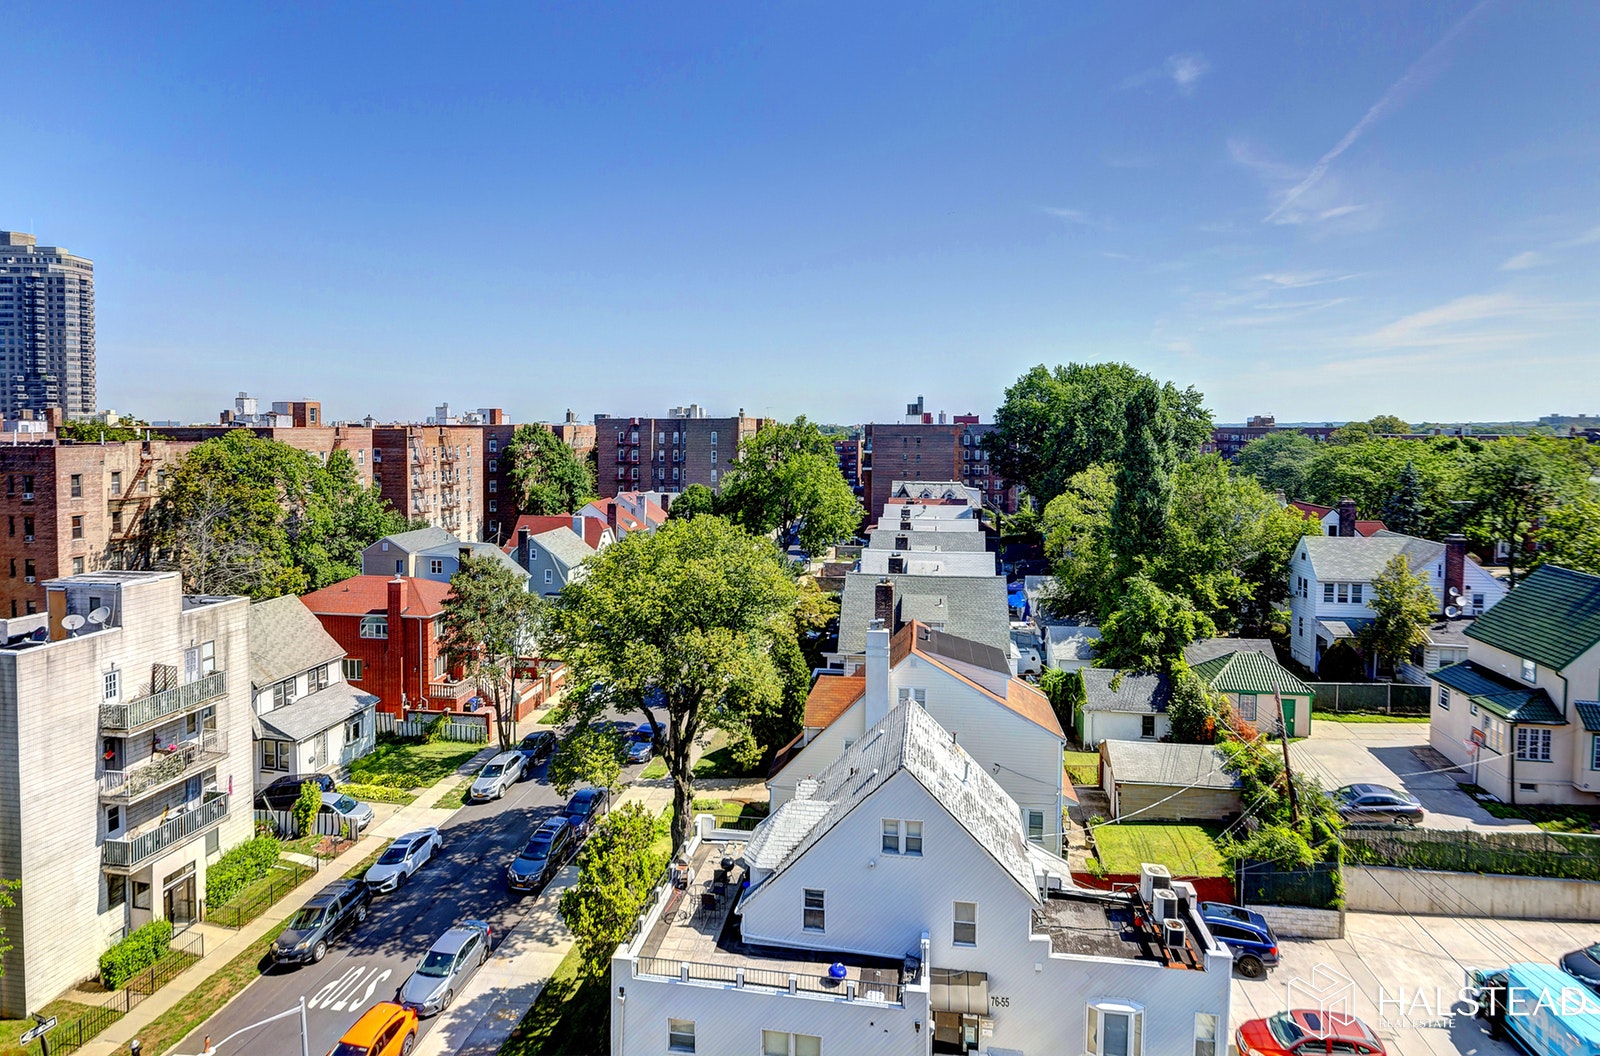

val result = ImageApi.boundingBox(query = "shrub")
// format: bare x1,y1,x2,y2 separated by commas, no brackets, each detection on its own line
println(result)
337,783,414,805
99,918,173,989
423,713,452,744
293,779,322,838
205,835,283,906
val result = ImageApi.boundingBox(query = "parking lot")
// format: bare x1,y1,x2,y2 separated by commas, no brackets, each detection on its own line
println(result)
1288,721,1537,832
1230,911,1597,1055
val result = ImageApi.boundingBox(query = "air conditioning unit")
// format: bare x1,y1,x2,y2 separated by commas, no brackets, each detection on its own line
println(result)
1163,919,1186,949
23,535,33,542
24,576,35,583
1139,863,1172,902
22,493,33,501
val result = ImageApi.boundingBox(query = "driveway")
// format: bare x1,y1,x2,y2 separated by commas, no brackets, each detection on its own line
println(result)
1231,911,1597,1055
1289,722,1538,832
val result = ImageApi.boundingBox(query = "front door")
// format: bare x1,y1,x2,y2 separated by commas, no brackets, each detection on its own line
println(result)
1281,698,1297,738
163,864,196,926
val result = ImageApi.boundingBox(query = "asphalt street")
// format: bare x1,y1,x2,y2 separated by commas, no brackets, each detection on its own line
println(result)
176,757,572,1056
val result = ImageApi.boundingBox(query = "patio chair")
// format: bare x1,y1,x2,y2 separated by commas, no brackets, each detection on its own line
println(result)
698,892,718,921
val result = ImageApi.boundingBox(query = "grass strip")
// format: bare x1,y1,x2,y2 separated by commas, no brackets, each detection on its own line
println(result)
497,946,609,1055
124,929,281,1056
0,1000,122,1056
432,779,472,810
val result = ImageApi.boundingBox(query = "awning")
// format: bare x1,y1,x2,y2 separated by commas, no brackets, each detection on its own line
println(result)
1317,618,1373,645
930,968,989,1014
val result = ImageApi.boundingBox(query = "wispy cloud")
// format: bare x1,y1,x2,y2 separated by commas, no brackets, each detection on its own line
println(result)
1556,223,1600,249
1042,206,1113,231
1500,250,1545,271
1353,291,1585,351
1119,53,1211,96
1257,271,1360,289
1263,1,1490,223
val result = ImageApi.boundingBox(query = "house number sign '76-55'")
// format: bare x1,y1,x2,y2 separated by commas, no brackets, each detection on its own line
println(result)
990,996,1010,1008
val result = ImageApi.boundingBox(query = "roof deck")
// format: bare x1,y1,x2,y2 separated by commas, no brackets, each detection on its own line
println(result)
633,837,910,1004
1031,890,1214,969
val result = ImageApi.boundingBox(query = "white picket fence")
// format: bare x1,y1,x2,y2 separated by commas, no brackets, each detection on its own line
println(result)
375,712,489,743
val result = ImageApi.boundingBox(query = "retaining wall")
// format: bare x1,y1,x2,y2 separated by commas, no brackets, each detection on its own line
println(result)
1249,904,1345,939
1346,865,1600,921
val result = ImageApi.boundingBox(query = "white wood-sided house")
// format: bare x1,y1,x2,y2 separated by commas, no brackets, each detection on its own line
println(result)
770,621,1067,855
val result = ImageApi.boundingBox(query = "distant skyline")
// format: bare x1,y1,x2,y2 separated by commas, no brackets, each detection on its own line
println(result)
4,2,1598,426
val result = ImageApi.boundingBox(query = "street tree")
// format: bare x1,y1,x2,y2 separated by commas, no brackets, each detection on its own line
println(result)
548,725,624,795
541,515,799,849
667,483,717,520
1534,496,1600,576
506,424,596,515
559,803,668,968
1361,554,1436,677
441,554,542,750
720,418,862,554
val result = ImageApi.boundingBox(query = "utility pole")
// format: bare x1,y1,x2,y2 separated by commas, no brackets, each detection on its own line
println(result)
1277,692,1301,828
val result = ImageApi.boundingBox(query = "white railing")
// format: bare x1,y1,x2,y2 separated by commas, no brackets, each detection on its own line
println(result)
100,731,228,802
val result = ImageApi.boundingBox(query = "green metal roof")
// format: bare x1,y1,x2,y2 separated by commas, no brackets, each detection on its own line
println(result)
1466,565,1600,671
1576,701,1600,733
1191,650,1315,698
1433,661,1565,725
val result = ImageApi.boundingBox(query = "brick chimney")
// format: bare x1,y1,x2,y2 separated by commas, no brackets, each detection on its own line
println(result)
387,576,407,629
606,502,620,533
1337,497,1357,537
518,526,532,567
1444,534,1467,612
874,577,896,631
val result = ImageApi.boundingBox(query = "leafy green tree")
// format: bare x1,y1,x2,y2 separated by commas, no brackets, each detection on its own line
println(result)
1379,460,1427,536
1233,431,1319,498
1361,554,1436,677
748,579,837,760
559,803,668,968
441,554,542,750
549,725,625,795
506,424,596,515
1295,437,1476,537
1366,414,1412,435
0,877,17,972
57,419,155,443
1467,440,1589,585
151,431,409,597
1110,380,1175,567
668,483,717,520
293,779,322,838
1039,465,1119,616
541,516,799,849
720,418,862,554
1534,496,1600,576
1166,660,1225,744
1094,577,1215,671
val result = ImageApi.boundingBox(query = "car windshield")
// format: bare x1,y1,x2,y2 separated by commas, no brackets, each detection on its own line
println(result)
331,1045,370,1056
1266,1013,1307,1045
1584,944,1600,964
416,949,456,977
480,764,503,778
378,844,410,865
521,839,552,861
333,795,359,813
286,907,326,930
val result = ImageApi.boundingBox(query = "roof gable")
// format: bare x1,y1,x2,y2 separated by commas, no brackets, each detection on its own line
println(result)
299,575,453,618
1191,650,1314,697
1301,533,1444,583
1465,564,1600,671
528,527,595,568
1433,661,1564,724
803,673,865,728
1080,670,1172,714
249,595,344,689
372,526,457,554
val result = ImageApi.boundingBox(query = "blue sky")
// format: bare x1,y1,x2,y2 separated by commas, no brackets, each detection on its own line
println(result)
4,2,1597,426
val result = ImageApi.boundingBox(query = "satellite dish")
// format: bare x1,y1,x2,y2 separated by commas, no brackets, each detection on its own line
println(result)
61,614,86,633
87,606,111,625
1445,605,1461,619
1448,586,1462,598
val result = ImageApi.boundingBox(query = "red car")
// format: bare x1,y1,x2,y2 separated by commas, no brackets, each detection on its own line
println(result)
1236,1010,1387,1055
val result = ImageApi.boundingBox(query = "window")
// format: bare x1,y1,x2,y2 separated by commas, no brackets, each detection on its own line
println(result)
201,640,216,674
488,459,497,472
489,500,497,513
107,874,126,909
1298,617,1304,637
1236,693,1258,721
882,819,923,855
103,669,120,701
1140,715,1156,738
72,557,84,574
345,715,363,742
544,568,554,585
70,473,82,497
896,687,927,707
1194,1012,1219,1056
489,479,497,493
802,889,825,931
110,471,122,495
1439,687,1450,711
1472,592,1485,615
1323,583,1335,603
1026,810,1045,844
1351,584,1364,604
1521,658,1537,684
360,615,389,639
272,679,297,709
1470,698,1479,716
131,881,151,910
262,740,291,771
309,665,330,692
430,558,444,575
1488,719,1504,753
343,658,363,681
953,901,977,945
1591,735,1600,772
1337,583,1349,604
433,653,446,678
488,438,498,453
667,1020,695,1053
1086,1002,1143,1056
105,805,121,832
1517,727,1552,762
762,1033,820,1056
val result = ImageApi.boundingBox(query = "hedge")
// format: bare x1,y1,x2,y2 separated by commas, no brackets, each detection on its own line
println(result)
99,919,173,990
337,783,415,805
205,835,282,906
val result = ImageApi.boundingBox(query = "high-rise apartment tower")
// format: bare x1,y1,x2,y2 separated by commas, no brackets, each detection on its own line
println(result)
0,231,96,419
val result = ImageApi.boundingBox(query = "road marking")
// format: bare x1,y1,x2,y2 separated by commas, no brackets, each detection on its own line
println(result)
308,964,392,1012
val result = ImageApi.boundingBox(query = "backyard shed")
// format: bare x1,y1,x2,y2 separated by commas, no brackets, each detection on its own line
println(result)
1098,740,1242,821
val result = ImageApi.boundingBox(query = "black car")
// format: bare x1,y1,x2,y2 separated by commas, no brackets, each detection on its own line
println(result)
516,730,557,773
1560,942,1600,992
255,773,337,812
271,880,371,966
561,787,611,839
507,818,577,894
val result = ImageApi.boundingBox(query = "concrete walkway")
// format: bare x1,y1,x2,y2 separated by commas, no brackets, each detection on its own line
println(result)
80,747,496,1056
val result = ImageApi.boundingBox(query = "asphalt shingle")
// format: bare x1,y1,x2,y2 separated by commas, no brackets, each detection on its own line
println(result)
249,596,345,690
1080,670,1172,714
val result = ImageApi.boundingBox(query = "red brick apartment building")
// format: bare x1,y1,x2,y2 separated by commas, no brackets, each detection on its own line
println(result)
592,410,763,498
298,575,456,718
859,401,1020,522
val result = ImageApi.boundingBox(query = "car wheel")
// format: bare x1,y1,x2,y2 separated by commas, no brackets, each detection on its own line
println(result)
1236,955,1265,979
355,904,369,924
400,870,409,889
312,940,328,964
401,1032,415,1055
443,989,454,1012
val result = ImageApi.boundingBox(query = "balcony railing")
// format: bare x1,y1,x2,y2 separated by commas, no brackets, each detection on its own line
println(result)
102,791,230,870
632,956,904,1005
100,731,228,803
100,671,228,732
428,680,474,702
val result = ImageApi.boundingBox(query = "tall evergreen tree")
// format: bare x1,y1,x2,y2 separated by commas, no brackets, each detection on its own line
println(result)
1110,381,1174,567
1380,460,1427,535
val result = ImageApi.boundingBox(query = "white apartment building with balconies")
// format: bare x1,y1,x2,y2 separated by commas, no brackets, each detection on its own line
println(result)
0,571,253,1016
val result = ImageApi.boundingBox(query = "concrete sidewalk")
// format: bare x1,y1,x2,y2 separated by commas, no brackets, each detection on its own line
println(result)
79,747,495,1056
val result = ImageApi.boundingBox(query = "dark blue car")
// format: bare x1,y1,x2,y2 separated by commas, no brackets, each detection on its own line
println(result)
1199,902,1280,979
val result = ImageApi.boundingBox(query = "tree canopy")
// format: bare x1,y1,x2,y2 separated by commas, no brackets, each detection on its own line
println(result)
151,430,411,597
719,417,863,554
1361,554,1435,677
1232,431,1319,498
440,553,542,750
667,483,717,521
559,802,667,968
540,515,800,849
506,424,596,515
1533,497,1600,577
58,419,156,443
1465,439,1591,585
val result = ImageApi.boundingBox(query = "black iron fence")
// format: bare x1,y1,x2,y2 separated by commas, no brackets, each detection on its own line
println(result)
18,1004,123,1055
1343,827,1600,881
1236,859,1340,909
206,859,319,928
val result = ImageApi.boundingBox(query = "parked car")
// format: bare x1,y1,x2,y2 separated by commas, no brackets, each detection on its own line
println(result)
624,729,655,764
328,1000,417,1056
397,920,492,1017
1198,902,1280,979
1559,942,1600,992
588,720,633,739
364,829,442,893
1333,783,1425,826
255,773,336,812
1235,1010,1387,1055
273,880,371,966
561,786,611,838
321,792,376,834
507,817,577,895
469,751,525,802
516,730,557,772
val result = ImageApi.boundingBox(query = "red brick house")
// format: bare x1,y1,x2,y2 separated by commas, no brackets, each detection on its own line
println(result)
299,575,459,720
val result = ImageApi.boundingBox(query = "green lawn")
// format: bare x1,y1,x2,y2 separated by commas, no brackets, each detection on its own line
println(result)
638,756,668,780
206,861,316,928
692,730,762,779
0,1000,121,1056
337,782,417,805
433,778,473,809
1090,822,1230,877
498,947,609,1055
346,735,486,789
125,928,284,1056
1312,711,1429,724
1063,749,1100,785
691,796,769,829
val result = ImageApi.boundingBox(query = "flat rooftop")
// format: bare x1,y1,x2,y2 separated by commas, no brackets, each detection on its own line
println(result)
1031,891,1211,969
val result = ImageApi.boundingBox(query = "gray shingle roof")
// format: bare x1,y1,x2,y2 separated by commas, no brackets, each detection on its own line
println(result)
249,596,345,690
421,539,527,577
1102,741,1240,790
375,526,458,553
257,682,378,742
1080,670,1172,714
1182,638,1277,665
1301,533,1444,583
527,527,595,571
742,703,1038,903
837,572,1009,655
865,529,991,552
1465,565,1600,671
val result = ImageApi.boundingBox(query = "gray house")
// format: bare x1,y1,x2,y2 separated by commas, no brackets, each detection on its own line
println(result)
511,525,596,597
1078,670,1173,748
362,527,528,587
249,596,378,788
834,572,1010,664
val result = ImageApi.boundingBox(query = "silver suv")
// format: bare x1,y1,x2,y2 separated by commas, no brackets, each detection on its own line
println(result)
469,751,525,802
